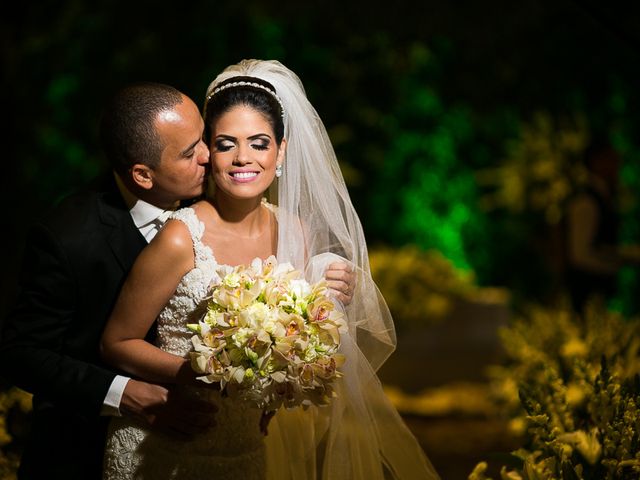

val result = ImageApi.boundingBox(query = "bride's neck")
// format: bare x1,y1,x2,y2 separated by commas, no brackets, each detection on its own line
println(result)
211,193,267,237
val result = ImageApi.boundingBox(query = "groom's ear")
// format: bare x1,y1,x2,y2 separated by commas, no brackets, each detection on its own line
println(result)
131,164,154,190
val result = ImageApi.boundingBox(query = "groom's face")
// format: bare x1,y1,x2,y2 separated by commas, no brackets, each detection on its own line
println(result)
151,95,210,203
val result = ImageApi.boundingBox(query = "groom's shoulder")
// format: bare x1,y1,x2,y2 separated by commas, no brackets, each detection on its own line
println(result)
51,179,106,216
38,173,120,232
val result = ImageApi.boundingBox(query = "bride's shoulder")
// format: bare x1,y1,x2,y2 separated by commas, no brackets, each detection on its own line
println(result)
262,199,308,236
149,218,194,258
167,202,209,240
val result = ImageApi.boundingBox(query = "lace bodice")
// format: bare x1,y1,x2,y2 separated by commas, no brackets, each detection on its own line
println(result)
154,208,220,357
103,207,265,480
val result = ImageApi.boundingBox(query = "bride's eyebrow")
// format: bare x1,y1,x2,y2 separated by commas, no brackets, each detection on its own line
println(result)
214,134,237,141
214,133,272,141
247,133,272,141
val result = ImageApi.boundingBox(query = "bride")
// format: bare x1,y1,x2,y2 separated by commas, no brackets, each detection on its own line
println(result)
101,59,440,479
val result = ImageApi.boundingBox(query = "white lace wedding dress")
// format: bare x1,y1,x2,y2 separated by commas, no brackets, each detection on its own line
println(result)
103,208,265,480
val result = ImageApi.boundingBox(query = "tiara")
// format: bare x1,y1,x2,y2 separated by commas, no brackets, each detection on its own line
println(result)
206,80,285,118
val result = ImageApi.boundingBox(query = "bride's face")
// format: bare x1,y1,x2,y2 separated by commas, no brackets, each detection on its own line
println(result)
209,105,285,201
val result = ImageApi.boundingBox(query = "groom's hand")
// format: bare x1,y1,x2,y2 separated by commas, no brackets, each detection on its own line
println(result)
120,379,218,438
325,261,355,306
260,409,277,436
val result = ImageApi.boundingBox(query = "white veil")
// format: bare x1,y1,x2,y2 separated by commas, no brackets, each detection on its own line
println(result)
205,59,439,480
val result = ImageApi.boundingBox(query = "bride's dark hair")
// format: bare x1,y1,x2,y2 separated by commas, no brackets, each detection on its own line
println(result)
203,76,285,145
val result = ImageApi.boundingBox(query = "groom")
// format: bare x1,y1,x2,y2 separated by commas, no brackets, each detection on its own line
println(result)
0,82,213,479
0,81,355,479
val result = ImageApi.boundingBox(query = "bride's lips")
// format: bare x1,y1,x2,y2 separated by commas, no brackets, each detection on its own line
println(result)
229,170,260,183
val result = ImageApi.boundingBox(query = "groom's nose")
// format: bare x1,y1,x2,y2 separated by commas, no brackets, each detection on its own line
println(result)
196,140,210,165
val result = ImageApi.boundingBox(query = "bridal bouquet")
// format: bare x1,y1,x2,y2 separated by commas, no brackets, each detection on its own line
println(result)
188,256,346,411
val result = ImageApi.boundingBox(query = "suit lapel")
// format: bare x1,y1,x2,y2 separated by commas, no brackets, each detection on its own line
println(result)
96,184,147,273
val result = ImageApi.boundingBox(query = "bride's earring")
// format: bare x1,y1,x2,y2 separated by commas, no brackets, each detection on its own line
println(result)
275,164,283,178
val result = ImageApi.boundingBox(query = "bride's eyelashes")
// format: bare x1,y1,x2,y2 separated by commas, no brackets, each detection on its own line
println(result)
213,137,272,153
213,138,234,152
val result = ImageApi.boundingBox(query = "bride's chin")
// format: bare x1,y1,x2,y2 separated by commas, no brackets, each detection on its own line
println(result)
224,184,270,198
217,190,267,204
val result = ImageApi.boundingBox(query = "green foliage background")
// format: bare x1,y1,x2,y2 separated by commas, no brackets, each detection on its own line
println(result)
3,0,640,315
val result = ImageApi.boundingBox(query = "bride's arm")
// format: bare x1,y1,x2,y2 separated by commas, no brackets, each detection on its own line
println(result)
100,220,196,385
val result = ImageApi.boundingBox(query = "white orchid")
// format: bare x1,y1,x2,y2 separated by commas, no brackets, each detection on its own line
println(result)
189,256,345,411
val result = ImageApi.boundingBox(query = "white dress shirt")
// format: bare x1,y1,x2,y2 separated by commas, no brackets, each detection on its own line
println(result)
101,174,177,416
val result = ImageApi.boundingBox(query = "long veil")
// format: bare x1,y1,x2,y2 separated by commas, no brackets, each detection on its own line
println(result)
205,59,440,480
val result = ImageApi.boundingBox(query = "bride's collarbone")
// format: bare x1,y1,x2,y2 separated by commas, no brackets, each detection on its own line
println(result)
202,231,275,267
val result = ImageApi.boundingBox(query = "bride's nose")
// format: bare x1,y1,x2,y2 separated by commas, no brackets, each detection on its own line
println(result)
233,144,252,165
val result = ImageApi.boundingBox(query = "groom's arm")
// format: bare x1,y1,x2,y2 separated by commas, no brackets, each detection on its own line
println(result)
119,379,217,436
0,221,216,433
0,222,116,416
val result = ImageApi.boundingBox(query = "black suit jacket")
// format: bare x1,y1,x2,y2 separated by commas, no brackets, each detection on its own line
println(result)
0,173,148,479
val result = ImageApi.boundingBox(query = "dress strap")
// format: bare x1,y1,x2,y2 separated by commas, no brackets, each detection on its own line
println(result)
170,207,204,243
169,208,215,268
261,198,279,218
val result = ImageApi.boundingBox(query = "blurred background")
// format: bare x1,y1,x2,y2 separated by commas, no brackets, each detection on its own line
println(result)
2,1,640,478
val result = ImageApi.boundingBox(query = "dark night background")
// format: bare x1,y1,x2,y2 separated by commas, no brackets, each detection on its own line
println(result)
2,1,640,478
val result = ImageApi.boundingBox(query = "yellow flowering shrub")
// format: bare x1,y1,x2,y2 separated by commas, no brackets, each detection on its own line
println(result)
0,387,32,480
369,245,509,327
384,382,497,417
471,303,640,479
476,111,589,224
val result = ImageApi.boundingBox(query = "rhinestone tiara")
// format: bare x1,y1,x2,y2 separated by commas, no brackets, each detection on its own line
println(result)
206,81,285,118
